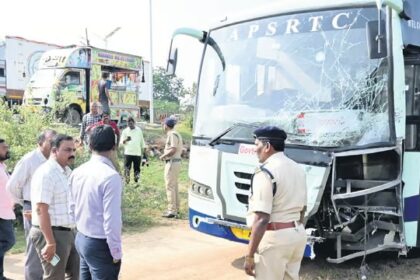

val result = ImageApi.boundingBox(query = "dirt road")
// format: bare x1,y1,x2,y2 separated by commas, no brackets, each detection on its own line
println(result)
121,220,245,279
5,220,420,280
4,220,246,280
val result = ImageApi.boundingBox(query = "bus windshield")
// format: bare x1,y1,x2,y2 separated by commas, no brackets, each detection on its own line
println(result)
195,7,390,148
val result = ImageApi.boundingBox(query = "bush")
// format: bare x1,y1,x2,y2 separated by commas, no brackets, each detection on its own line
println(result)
0,104,51,168
185,112,194,130
0,103,80,169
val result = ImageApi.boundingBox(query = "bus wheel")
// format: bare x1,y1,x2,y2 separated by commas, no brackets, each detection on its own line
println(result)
64,107,82,126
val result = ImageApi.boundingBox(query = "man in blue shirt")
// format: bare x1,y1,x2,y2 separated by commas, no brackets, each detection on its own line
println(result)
70,125,122,279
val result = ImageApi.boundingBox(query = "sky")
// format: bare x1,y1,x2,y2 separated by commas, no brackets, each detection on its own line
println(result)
0,0,274,86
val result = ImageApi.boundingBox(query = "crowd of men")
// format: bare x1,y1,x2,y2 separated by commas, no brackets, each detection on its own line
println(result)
1,99,309,280
0,107,184,280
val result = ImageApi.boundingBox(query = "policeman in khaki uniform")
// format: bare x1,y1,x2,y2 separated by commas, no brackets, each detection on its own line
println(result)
160,117,183,218
244,126,307,280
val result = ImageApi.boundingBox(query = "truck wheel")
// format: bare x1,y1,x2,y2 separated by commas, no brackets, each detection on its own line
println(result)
64,107,82,126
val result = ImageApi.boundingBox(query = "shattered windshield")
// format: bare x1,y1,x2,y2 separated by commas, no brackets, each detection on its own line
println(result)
195,7,390,148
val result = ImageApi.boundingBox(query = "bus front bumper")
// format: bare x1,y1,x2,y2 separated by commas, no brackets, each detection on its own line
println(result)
189,208,317,259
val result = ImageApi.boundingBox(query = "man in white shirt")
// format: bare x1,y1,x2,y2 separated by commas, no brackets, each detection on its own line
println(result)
6,129,56,280
29,134,79,280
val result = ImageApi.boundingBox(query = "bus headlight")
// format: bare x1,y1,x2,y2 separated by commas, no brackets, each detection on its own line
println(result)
205,188,213,197
191,181,214,199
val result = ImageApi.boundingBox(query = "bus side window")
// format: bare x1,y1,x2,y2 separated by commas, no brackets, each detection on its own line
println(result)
405,64,420,151
414,65,420,116
415,65,420,150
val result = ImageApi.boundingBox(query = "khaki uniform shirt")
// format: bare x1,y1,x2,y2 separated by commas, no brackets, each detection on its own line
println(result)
164,130,183,159
246,152,307,227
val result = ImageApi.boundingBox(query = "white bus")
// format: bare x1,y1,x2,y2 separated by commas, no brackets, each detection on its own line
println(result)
167,0,420,263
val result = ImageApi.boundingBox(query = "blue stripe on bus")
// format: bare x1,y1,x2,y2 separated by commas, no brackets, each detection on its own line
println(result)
404,195,420,222
189,208,248,244
188,208,314,258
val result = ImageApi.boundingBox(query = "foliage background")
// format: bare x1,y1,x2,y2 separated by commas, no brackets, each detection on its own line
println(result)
0,102,192,254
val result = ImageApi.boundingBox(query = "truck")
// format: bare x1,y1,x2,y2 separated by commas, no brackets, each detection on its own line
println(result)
23,46,146,125
0,36,60,105
166,0,420,264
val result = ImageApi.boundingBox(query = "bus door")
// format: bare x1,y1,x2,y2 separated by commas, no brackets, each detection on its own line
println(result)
402,59,420,247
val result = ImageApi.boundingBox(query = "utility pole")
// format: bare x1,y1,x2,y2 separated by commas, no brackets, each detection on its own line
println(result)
149,0,154,123
104,27,121,49
85,28,90,46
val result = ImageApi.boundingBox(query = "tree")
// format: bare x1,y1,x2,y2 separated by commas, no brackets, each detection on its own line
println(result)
153,67,185,102
179,82,197,112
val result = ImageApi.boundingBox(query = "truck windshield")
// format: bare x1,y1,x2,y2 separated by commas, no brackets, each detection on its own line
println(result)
29,69,64,88
195,7,390,148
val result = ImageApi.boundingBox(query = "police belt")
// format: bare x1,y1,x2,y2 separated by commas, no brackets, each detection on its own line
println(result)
266,221,298,231
165,158,182,163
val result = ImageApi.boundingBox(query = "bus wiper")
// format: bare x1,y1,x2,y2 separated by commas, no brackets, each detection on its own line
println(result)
208,126,235,146
208,123,259,146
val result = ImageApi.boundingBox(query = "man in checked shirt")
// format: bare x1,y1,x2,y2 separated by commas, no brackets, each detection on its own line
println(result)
79,102,102,146
30,134,79,279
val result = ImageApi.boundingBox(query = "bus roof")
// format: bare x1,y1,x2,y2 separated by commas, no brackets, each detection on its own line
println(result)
209,0,376,30
208,0,420,49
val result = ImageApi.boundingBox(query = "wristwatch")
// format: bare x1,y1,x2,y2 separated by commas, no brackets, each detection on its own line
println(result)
113,259,121,264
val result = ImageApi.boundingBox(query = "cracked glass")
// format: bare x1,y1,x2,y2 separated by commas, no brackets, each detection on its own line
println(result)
195,7,390,148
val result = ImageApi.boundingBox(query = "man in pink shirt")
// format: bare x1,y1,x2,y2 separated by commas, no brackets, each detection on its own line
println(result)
0,139,15,280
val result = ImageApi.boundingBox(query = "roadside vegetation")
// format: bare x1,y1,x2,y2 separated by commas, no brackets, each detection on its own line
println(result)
0,103,192,253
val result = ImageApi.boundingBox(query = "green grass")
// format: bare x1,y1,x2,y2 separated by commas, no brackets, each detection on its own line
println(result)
122,157,190,231
141,121,192,146
176,119,193,144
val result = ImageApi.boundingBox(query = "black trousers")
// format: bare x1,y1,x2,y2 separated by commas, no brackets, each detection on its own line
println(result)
124,155,141,182
0,218,15,278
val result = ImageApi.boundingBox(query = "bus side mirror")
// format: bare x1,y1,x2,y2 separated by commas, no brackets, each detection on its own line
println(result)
366,20,387,59
166,46,178,76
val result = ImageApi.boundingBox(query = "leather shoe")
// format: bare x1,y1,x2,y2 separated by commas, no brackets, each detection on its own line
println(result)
162,212,177,218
